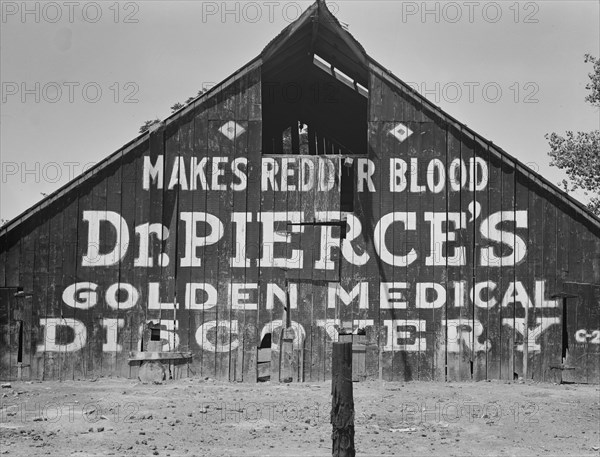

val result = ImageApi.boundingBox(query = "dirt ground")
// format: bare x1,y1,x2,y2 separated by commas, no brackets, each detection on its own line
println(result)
0,376,598,457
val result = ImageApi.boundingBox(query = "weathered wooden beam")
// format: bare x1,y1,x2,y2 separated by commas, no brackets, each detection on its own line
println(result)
331,342,355,457
128,352,192,362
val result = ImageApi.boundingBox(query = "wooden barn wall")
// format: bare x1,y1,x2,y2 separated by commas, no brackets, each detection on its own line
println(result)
0,67,262,381
365,70,600,382
1,65,599,383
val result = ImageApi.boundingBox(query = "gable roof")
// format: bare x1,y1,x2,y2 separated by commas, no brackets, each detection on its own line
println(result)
1,0,599,238
261,0,367,84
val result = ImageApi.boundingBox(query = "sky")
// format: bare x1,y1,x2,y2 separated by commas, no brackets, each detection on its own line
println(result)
1,0,599,223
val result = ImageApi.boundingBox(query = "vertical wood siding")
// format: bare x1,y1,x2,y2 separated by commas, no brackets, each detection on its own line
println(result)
0,66,599,383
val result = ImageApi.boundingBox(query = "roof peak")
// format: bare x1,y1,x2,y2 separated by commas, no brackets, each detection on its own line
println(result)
261,0,367,74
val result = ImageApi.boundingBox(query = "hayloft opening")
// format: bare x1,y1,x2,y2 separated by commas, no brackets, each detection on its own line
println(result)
261,10,369,156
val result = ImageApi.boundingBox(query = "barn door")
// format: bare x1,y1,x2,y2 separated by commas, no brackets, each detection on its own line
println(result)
259,154,341,382
287,154,342,382
0,288,32,380
561,283,600,384
295,154,342,382
0,288,16,379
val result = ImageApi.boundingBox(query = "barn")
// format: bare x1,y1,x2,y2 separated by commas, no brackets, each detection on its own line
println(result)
1,0,599,385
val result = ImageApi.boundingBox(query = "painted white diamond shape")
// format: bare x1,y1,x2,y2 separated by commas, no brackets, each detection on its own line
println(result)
389,123,413,143
219,121,245,140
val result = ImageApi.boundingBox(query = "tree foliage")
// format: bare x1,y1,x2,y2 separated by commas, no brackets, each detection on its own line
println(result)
546,130,600,215
170,102,185,112
546,54,600,217
584,53,600,106
138,118,161,134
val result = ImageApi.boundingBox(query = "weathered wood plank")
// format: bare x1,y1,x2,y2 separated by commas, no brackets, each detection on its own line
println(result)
160,124,182,378
512,168,530,380
19,224,36,379
212,119,235,381
119,145,141,379
348,165,373,380
243,119,261,382
364,71,384,383
377,120,395,382
30,220,48,380
46,209,65,381
232,118,250,382
296,231,314,383
104,163,122,377
540,197,560,382
0,288,16,380
4,238,20,379
565,283,584,384
563,283,600,384
129,141,151,381
380,80,398,388
365,72,384,382
189,110,209,378
552,205,570,382
583,284,600,383
417,121,438,382
6,237,20,289
44,211,64,380
445,126,464,381
471,141,488,381
175,114,195,379
235,70,261,383
267,155,291,383
227,82,244,383
431,118,447,382
312,158,336,381
482,151,502,381
144,124,166,374
90,174,108,378
258,155,276,382
298,161,318,382
0,244,9,379
526,181,544,381
73,184,91,379
499,159,515,381
388,116,407,383
60,195,79,380
456,130,474,381
283,159,300,383
321,158,341,381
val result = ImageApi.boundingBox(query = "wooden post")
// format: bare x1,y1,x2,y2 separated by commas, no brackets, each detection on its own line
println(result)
331,342,355,457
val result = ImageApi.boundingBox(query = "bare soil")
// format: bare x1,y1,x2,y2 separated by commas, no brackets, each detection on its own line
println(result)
1,377,598,456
